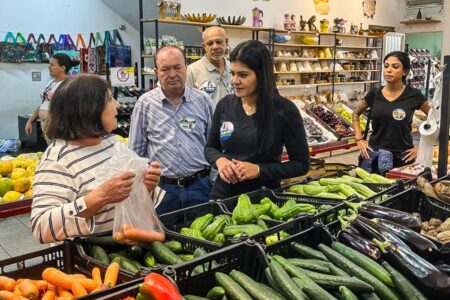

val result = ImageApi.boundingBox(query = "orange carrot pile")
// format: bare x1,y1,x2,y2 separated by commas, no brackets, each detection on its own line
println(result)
0,262,120,299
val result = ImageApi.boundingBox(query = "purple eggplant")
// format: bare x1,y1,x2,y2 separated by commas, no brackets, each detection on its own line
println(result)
372,218,438,260
337,229,382,262
374,239,450,300
439,244,450,264
345,201,422,232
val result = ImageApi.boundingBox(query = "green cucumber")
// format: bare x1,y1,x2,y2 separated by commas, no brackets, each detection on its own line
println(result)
287,258,330,273
339,286,358,300
193,247,208,258
229,270,285,300
178,254,194,261
382,261,427,300
360,293,382,300
272,256,336,300
84,236,123,249
301,269,374,292
270,260,309,300
289,277,311,300
215,272,252,300
264,267,284,295
318,244,399,300
206,286,225,300
128,245,143,259
112,256,139,274
91,245,109,264
143,251,156,267
184,295,208,300
149,241,183,265
291,242,329,261
164,240,183,254
332,242,394,288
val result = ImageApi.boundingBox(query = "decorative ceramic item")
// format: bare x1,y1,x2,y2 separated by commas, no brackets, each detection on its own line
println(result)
362,0,376,19
216,16,246,26
252,7,264,27
299,16,307,31
284,14,290,30
320,19,329,33
183,13,216,23
350,23,358,35
417,8,422,19
290,14,297,30
307,15,317,31
333,18,347,33
358,22,364,35
157,1,181,20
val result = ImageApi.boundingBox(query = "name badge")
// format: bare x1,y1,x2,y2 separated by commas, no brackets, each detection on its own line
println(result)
220,121,234,141
179,116,196,131
392,109,406,121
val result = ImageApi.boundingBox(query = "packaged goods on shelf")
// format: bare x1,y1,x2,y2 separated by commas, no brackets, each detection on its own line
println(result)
299,108,338,145
309,104,354,137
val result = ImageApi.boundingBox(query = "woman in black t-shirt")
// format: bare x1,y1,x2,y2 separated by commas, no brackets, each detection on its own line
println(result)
204,40,310,199
352,51,430,173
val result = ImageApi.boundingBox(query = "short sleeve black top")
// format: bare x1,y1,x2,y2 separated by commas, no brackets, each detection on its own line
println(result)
364,86,426,153
204,94,310,199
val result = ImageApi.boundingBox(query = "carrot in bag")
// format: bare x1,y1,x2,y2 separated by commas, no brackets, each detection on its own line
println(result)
121,225,165,243
0,276,16,291
18,279,39,300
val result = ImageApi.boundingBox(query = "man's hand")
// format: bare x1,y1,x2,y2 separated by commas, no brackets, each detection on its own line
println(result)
144,161,161,193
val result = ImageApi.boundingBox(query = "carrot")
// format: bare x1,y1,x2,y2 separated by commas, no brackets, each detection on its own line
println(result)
41,290,56,300
13,285,23,296
0,276,16,291
74,279,97,292
122,228,165,242
91,267,102,287
47,284,57,292
90,283,106,294
0,290,15,300
68,274,86,279
18,279,39,300
56,286,73,299
70,282,87,298
33,280,48,293
42,268,76,290
103,262,120,288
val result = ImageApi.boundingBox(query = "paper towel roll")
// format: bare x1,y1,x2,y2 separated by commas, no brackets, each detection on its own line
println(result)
417,120,439,167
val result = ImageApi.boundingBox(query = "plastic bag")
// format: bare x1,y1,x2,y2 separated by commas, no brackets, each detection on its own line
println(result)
95,139,165,245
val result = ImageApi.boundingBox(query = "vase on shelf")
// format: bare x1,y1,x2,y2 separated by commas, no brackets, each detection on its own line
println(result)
417,9,422,20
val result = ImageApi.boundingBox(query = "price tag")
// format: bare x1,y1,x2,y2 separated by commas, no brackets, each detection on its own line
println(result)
308,146,313,152
348,138,356,144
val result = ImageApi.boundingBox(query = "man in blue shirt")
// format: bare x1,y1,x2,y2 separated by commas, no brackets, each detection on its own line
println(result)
129,46,214,214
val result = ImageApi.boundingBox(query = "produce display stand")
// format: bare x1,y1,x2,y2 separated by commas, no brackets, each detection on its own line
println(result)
74,230,223,280
429,175,450,210
72,240,269,299
0,197,32,218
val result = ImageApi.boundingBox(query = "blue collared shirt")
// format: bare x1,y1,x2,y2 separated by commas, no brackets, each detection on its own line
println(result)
129,86,214,178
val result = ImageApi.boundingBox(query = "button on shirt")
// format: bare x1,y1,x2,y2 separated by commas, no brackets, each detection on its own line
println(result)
186,56,234,105
129,86,214,178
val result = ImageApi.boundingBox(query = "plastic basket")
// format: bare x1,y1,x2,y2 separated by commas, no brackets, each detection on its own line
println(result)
429,175,450,210
73,230,222,280
76,240,269,299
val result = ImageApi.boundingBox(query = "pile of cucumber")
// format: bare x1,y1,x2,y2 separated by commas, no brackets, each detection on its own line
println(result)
84,236,211,275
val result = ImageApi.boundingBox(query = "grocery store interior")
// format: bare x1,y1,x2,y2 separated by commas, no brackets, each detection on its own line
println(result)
0,0,449,299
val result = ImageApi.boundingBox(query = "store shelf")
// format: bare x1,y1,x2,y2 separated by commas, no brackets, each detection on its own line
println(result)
141,18,272,31
275,70,380,74
0,198,32,218
334,80,379,85
277,80,379,89
336,46,382,50
335,58,380,61
274,57,333,61
141,54,154,58
400,19,441,25
274,43,334,48
275,29,319,34
142,71,156,76
281,138,357,158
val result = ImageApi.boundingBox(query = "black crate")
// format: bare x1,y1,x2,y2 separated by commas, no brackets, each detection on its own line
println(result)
74,231,222,280
429,175,450,210
158,200,229,247
77,241,269,299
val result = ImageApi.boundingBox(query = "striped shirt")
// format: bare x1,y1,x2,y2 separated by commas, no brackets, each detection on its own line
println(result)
129,86,214,178
30,135,165,243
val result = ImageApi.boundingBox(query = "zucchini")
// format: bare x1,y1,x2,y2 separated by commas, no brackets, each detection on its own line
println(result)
164,240,183,254
229,270,285,300
291,242,329,261
184,296,208,300
318,244,399,300
272,255,336,300
382,261,427,300
206,286,226,300
270,260,307,300
215,272,252,300
286,258,330,273
332,242,394,288
339,286,358,300
301,269,374,292
149,241,183,265
143,251,156,267
91,245,109,264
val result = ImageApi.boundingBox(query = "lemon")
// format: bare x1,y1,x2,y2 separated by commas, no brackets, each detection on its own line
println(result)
14,177,32,193
0,160,13,176
2,190,21,202
22,158,37,169
36,151,44,160
27,163,38,175
23,189,33,199
10,168,28,180
27,175,35,186
0,178,14,196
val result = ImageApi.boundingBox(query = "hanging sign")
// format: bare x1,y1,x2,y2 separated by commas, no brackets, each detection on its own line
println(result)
110,67,135,86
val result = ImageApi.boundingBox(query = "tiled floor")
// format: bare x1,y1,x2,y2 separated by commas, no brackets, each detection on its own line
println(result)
0,150,360,259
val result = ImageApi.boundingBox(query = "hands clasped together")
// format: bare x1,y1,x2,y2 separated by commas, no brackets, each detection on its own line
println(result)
216,157,260,184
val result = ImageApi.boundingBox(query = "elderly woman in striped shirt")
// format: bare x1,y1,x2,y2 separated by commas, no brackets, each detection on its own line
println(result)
30,75,164,243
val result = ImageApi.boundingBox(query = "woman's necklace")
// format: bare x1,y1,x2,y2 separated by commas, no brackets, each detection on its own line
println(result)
242,101,256,116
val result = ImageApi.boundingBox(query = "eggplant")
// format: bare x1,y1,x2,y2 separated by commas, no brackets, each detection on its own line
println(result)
345,201,422,232
372,218,438,261
374,239,450,300
439,243,450,264
436,264,450,276
337,229,382,262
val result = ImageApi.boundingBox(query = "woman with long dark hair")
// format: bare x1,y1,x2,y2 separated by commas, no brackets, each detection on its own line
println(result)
205,40,310,199
352,51,430,174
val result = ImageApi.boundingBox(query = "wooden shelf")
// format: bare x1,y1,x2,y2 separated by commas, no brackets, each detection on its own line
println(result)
142,71,156,76
336,46,382,50
277,80,379,89
274,43,334,48
400,19,441,25
335,58,380,61
274,57,334,62
275,29,319,34
141,54,154,58
275,70,380,74
141,18,272,31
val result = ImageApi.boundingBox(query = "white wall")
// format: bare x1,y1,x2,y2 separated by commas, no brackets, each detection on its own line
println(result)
0,0,139,139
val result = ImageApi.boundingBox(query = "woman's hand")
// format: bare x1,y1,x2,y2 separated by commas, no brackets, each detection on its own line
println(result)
144,161,161,193
232,159,260,181
403,147,418,163
357,139,373,159
25,120,33,136
216,157,241,184
95,171,135,204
